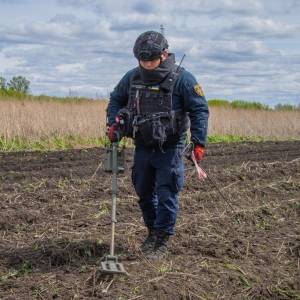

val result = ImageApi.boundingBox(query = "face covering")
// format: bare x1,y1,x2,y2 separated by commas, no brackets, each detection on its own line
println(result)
138,53,175,85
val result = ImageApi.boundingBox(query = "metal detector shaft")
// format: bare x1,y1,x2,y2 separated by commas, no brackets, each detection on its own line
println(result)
101,142,126,274
109,142,118,256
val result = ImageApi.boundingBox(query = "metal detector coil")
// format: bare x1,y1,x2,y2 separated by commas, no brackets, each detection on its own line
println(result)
101,255,126,274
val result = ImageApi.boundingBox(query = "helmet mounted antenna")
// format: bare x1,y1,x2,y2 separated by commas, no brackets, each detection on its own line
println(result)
160,24,165,36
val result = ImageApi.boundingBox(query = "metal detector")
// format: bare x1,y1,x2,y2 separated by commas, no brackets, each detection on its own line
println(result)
101,141,126,274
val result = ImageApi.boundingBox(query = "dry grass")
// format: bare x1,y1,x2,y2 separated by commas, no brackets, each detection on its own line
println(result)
0,98,108,141
0,99,299,151
208,106,300,140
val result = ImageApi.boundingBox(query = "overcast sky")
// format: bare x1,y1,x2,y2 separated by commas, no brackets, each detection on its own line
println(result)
0,0,299,107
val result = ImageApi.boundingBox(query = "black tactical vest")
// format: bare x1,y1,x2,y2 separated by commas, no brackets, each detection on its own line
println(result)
116,66,190,147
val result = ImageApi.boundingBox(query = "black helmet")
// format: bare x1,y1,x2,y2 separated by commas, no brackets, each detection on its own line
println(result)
133,31,169,61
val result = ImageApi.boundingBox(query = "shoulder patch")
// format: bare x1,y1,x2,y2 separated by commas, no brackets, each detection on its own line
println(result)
194,84,204,97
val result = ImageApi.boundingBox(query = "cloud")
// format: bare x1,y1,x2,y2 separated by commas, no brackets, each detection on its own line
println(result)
0,18,123,50
132,0,264,17
56,0,96,8
220,17,300,39
0,0,27,4
108,13,169,33
50,13,80,24
0,0,299,107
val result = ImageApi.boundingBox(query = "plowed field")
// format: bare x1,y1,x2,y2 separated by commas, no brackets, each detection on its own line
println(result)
0,141,300,299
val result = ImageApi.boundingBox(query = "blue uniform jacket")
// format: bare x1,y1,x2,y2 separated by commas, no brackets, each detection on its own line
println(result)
108,67,209,148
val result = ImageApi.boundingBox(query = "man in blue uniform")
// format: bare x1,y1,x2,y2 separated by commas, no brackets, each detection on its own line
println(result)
107,30,209,259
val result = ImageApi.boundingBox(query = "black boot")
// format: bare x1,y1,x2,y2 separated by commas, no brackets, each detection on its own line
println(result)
140,226,157,254
146,230,169,259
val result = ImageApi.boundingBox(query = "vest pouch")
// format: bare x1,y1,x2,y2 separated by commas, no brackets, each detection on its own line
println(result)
116,107,134,138
138,117,167,147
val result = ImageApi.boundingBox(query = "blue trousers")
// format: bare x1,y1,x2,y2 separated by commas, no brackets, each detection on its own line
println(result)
131,146,184,235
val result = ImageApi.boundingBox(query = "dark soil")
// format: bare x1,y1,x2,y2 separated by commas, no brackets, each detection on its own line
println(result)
0,141,300,300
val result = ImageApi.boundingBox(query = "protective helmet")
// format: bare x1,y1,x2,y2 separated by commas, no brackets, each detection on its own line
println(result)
133,31,169,61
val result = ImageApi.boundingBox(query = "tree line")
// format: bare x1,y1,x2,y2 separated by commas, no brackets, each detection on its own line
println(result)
207,99,300,111
0,76,30,94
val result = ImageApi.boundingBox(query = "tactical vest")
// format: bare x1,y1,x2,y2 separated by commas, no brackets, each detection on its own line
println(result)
116,65,190,147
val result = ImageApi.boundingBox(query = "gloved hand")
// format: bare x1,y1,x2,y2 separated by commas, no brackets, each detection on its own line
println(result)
193,145,204,162
186,144,204,164
107,123,119,142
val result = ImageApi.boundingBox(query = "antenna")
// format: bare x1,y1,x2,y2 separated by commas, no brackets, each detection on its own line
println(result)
175,54,185,73
160,25,165,35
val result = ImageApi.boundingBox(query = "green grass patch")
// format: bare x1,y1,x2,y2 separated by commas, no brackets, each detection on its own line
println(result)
0,90,99,103
207,135,261,143
230,100,270,110
207,99,231,107
0,89,29,100
207,99,270,110
208,99,300,111
0,135,107,152
0,134,291,152
274,103,298,111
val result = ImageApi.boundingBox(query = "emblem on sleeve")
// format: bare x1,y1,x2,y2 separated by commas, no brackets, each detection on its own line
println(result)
194,84,204,97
